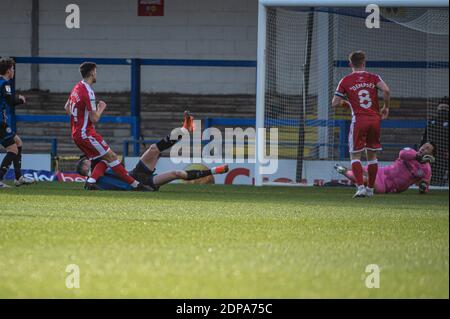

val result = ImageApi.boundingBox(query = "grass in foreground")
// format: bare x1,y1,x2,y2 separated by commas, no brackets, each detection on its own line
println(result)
0,182,448,298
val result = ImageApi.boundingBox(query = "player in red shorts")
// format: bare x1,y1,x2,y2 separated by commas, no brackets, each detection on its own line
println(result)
65,62,151,191
332,51,391,198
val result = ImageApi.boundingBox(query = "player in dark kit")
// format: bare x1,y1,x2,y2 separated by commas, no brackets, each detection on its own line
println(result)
75,111,228,191
332,51,391,198
0,57,34,188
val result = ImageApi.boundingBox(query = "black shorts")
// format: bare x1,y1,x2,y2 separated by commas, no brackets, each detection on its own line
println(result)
0,123,16,148
130,162,160,191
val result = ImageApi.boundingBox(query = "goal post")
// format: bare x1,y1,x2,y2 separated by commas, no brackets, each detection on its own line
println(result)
255,0,449,187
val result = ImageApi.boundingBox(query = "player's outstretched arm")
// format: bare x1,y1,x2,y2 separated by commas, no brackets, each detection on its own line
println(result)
138,110,196,171
377,79,390,119
2,84,26,107
64,99,71,115
399,148,418,161
14,94,26,106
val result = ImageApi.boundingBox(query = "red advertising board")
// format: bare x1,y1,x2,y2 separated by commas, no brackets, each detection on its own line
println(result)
138,0,164,16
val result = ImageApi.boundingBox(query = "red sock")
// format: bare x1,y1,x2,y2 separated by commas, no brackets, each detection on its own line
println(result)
351,160,364,186
109,160,137,185
90,161,108,181
367,161,378,188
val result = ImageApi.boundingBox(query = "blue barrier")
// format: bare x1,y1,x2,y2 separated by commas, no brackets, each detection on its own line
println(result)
16,115,137,158
122,138,217,157
16,57,447,68
14,57,141,155
123,118,425,159
13,56,257,156
334,60,449,69
15,114,136,124
204,118,427,129
203,118,427,160
13,56,439,157
140,59,257,67
14,57,131,65
122,139,158,157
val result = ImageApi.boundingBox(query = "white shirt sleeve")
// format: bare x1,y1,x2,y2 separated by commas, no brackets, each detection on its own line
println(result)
89,90,96,111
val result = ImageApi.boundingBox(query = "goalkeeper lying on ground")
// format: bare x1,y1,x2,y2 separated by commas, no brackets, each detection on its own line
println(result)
75,111,228,191
334,142,436,194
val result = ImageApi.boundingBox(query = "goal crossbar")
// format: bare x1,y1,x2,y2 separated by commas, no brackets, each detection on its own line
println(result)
258,0,448,7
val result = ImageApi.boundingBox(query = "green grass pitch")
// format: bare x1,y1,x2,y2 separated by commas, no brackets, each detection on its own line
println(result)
0,182,448,298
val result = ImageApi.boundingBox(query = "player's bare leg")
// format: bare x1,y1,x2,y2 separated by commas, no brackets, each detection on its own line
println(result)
129,110,228,189
138,109,196,172
139,144,160,172
127,135,171,191
350,151,366,198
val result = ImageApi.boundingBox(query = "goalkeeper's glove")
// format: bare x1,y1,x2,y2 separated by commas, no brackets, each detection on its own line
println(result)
418,181,428,194
422,155,435,163
417,154,436,164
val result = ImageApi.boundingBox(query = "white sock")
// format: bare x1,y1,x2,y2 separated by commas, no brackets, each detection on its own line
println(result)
131,180,139,188
87,177,96,183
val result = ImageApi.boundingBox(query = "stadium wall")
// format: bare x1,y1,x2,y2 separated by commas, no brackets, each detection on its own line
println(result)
1,1,448,96
1,0,258,94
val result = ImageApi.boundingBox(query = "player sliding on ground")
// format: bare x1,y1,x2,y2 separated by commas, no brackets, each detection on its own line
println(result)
65,62,152,191
334,142,436,194
75,112,228,191
332,50,391,198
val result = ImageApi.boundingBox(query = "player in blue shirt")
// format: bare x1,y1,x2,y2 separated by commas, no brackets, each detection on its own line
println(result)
0,57,34,188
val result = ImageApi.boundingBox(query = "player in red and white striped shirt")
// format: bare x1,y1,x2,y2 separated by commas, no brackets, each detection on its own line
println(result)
65,62,151,191
332,51,391,198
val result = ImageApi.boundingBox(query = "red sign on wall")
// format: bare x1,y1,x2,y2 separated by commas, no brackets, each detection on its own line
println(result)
138,0,164,16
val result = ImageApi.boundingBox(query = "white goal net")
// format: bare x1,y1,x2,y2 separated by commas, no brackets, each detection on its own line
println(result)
256,1,449,187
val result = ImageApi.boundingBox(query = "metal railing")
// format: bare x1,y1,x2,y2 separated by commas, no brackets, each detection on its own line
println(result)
122,118,426,159
13,56,256,156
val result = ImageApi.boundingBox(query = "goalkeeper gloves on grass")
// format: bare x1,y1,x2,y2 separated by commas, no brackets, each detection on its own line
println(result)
418,181,428,194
